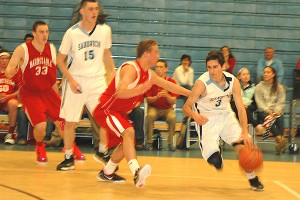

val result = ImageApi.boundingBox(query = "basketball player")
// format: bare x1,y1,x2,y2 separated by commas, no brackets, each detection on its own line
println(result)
0,49,22,145
182,51,264,191
93,39,191,188
5,21,64,165
56,0,115,170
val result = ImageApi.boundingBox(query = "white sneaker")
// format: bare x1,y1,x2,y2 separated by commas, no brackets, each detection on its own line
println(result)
4,133,15,145
134,164,152,188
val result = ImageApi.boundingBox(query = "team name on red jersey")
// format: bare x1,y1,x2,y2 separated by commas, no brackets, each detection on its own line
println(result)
29,57,53,69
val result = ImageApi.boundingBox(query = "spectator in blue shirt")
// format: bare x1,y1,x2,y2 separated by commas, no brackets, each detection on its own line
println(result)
256,47,284,84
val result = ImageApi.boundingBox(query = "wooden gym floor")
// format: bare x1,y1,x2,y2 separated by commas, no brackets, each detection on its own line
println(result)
1,138,300,200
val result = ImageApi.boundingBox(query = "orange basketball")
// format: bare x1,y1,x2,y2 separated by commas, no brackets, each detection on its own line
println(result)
238,145,263,172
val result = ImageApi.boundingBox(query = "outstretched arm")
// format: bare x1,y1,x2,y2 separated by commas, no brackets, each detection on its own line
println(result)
151,71,191,97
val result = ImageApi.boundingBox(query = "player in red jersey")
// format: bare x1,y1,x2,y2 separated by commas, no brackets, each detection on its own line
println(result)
5,21,65,165
0,49,22,145
93,39,191,188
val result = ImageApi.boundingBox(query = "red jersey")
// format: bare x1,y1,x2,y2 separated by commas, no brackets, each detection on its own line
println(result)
99,60,150,112
20,41,57,91
0,69,22,96
145,76,178,109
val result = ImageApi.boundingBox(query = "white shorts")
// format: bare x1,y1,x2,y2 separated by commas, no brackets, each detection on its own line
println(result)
60,75,107,122
196,111,241,160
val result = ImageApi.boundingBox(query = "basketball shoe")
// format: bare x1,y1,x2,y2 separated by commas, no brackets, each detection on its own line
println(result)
4,133,15,145
134,164,152,188
93,151,110,165
57,156,75,171
249,176,264,191
97,169,125,183
35,143,48,165
73,144,86,162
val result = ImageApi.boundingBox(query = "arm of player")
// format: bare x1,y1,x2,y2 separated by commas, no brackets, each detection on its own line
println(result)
182,80,208,125
57,52,81,94
103,48,116,85
232,77,249,138
5,45,24,79
151,71,191,97
115,64,152,99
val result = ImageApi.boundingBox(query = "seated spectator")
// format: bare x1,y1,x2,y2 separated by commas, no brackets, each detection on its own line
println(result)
172,54,194,90
145,60,178,152
220,46,236,74
0,49,22,145
255,66,287,155
23,33,34,42
231,68,265,134
296,59,300,69
256,47,284,84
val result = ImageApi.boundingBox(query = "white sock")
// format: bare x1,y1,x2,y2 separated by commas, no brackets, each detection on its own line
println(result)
65,148,73,159
103,160,118,174
246,172,256,180
99,144,108,153
128,159,140,175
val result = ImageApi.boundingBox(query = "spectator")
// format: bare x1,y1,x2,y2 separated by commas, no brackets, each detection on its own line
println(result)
231,68,265,134
255,66,287,155
145,60,178,152
129,104,145,150
173,54,194,90
296,59,300,69
256,47,284,84
220,46,236,74
0,49,21,145
23,33,34,42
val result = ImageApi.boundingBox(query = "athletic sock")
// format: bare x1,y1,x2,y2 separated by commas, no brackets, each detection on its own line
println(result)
128,159,140,175
246,171,256,179
103,160,118,174
65,148,73,159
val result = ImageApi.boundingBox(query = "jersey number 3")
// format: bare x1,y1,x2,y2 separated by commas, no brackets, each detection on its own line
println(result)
215,99,222,107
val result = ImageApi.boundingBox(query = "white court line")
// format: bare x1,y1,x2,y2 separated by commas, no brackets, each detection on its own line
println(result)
275,181,300,199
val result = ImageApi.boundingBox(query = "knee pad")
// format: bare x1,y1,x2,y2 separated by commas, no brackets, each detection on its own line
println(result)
207,152,223,170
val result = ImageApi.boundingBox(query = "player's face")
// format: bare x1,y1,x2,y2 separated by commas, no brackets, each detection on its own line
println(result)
33,25,49,45
207,59,223,80
81,2,99,24
238,69,250,84
147,45,160,67
0,55,10,69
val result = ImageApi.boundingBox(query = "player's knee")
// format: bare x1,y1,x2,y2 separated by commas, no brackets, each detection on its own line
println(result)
207,151,223,170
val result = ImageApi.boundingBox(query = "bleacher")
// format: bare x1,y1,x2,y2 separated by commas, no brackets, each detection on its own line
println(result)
1,0,300,132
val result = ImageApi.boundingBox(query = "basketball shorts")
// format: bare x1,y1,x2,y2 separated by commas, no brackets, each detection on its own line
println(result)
93,106,135,148
60,75,107,122
197,111,241,160
20,89,63,126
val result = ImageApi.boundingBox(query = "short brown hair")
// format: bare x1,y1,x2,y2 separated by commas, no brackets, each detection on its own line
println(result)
80,0,97,9
136,39,157,59
32,21,47,32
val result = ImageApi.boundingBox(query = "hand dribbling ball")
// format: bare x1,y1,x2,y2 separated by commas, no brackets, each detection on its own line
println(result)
238,145,263,172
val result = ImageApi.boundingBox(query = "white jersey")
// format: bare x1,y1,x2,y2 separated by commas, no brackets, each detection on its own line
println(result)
195,71,234,118
59,23,112,77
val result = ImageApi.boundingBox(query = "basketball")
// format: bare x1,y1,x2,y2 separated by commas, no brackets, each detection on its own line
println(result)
238,145,263,172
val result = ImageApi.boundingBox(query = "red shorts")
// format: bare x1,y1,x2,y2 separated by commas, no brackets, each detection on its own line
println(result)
20,88,63,126
93,104,135,148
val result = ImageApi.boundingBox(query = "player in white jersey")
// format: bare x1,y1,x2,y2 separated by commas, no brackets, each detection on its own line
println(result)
56,0,115,170
183,51,264,191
